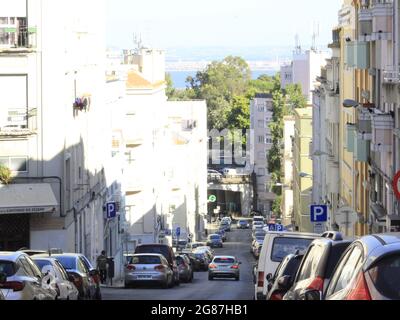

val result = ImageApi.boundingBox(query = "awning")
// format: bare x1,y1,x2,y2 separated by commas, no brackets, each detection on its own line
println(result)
0,183,58,215
370,203,387,222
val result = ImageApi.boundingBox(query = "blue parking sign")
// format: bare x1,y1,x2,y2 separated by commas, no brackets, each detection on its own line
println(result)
310,205,328,222
106,202,117,219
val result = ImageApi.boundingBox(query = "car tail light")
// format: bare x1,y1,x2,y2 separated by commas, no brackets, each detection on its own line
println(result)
346,272,372,301
126,264,136,271
270,292,283,300
231,265,239,269
209,264,217,269
307,276,324,292
257,272,264,288
1,281,25,292
154,265,166,272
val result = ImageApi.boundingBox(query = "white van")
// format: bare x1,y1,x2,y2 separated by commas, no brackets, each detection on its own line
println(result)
254,231,321,300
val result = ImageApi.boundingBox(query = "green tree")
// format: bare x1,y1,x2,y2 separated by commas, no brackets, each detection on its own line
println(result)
286,83,307,110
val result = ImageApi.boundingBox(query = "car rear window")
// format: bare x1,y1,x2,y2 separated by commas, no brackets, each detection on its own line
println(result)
0,261,17,277
214,258,235,264
131,256,162,265
271,237,314,263
53,256,76,270
368,254,400,300
135,246,171,263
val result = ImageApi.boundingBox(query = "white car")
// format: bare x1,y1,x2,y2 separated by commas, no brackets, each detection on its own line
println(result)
254,232,320,300
32,257,79,300
0,252,57,300
252,221,264,231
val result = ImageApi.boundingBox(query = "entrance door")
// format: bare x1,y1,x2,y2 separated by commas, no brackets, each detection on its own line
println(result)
0,214,30,251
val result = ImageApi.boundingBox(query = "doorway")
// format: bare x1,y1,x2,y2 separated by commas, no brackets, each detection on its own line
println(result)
0,214,30,251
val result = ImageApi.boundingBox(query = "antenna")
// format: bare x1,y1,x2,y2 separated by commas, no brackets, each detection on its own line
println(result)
295,34,301,54
133,32,143,52
311,21,320,51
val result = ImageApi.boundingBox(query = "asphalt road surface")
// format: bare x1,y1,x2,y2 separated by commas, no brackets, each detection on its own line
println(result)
102,227,255,300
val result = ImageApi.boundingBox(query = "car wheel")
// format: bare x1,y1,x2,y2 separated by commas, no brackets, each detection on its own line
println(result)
208,275,214,281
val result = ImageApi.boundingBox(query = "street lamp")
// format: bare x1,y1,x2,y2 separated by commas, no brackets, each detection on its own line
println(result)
299,172,313,178
343,99,359,108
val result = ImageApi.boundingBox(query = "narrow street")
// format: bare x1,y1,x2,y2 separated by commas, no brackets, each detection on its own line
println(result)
102,228,255,300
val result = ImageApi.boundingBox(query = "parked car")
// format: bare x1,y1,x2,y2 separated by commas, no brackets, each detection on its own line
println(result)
221,217,232,224
172,239,189,251
79,254,102,300
134,244,180,286
305,233,400,301
176,255,194,283
39,253,98,300
283,232,352,300
0,252,57,300
208,169,222,180
124,254,174,289
237,220,250,229
180,252,203,272
253,230,266,241
207,234,224,248
252,221,264,231
32,257,79,300
195,247,215,261
266,254,304,300
185,242,206,251
220,221,231,232
208,256,241,281
253,216,265,223
254,231,320,300
192,251,210,271
252,240,263,259
216,229,227,242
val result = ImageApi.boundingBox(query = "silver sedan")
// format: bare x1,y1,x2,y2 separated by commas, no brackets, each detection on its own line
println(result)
208,256,241,281
124,254,174,289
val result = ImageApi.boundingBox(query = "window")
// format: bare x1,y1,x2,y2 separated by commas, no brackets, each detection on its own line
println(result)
296,244,324,281
327,245,363,296
271,237,314,263
0,75,28,130
258,106,265,112
0,156,28,172
368,254,400,300
0,17,8,24
258,136,265,143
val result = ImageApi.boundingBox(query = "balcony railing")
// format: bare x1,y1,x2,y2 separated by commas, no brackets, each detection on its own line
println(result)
0,26,37,53
383,66,400,84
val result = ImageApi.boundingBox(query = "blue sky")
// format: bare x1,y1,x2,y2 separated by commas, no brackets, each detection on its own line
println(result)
106,0,342,49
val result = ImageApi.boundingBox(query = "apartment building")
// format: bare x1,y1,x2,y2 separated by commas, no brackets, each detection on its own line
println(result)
250,93,276,216
0,0,113,264
281,116,295,226
292,107,313,232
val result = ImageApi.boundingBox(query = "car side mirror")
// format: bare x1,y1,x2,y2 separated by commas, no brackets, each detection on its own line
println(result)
277,275,291,290
0,272,7,284
266,273,273,282
303,289,322,301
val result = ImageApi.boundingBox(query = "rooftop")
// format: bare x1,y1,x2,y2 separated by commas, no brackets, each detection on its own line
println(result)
126,70,165,89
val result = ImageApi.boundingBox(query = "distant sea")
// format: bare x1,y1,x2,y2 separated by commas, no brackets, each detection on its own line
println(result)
169,70,278,89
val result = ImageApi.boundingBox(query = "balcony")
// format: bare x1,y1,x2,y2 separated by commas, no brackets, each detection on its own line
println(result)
0,26,37,54
383,66,400,84
371,112,394,152
356,107,372,141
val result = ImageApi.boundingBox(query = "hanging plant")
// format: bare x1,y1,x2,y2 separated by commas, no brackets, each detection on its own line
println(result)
0,164,12,185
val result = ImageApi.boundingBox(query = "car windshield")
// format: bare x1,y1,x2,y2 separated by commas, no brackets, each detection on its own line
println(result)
53,256,77,270
210,235,221,240
192,243,203,249
271,238,314,263
214,257,235,264
131,256,161,265
256,236,265,241
253,221,263,225
0,261,17,277
368,254,400,300
239,221,247,224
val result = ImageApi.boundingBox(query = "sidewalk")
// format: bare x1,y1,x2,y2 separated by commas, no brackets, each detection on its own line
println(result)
100,279,125,289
